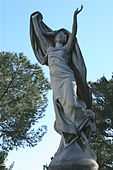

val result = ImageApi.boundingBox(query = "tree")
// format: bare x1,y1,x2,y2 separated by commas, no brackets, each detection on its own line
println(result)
90,75,113,132
0,52,50,151
0,151,14,170
90,75,113,169
0,151,8,170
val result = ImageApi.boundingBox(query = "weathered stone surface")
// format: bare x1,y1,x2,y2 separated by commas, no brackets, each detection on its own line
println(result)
48,138,98,170
30,6,99,170
48,164,98,170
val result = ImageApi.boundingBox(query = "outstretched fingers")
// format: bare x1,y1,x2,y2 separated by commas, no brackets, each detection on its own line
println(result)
74,4,83,16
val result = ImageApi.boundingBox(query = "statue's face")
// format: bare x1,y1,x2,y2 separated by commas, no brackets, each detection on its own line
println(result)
55,31,67,44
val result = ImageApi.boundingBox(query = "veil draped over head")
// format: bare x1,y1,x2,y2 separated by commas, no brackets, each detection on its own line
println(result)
30,12,92,108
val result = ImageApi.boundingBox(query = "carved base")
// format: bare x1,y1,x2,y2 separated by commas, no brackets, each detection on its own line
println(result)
48,160,98,170
48,137,99,170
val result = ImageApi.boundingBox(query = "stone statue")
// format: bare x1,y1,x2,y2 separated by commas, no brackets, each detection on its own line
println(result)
30,5,99,170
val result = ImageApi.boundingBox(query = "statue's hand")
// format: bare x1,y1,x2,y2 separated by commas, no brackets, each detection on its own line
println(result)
74,5,83,16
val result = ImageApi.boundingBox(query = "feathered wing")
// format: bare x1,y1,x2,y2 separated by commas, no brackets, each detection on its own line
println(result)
30,12,53,65
70,38,92,108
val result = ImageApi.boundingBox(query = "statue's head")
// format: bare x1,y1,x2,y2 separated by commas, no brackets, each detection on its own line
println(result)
54,29,69,45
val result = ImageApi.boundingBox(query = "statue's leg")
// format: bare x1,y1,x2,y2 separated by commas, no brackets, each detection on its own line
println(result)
50,80,99,170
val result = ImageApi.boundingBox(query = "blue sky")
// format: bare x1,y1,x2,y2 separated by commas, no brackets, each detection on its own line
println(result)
1,0,113,170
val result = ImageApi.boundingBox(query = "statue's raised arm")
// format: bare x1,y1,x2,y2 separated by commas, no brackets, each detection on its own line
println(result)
66,5,83,50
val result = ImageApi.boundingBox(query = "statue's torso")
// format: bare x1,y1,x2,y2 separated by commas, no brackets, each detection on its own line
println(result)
47,46,75,99
47,46,74,78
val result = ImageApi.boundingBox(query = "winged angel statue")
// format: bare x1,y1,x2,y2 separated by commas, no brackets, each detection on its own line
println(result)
30,6,96,146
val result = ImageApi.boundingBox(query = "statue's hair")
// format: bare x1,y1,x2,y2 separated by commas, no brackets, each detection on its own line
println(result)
55,28,69,36
54,28,70,45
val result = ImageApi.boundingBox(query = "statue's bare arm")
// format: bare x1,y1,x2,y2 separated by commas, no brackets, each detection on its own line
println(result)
66,5,83,51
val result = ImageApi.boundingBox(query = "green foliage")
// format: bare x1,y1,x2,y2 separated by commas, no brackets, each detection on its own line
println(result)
0,151,8,170
90,75,113,169
91,135,113,169
0,151,7,165
90,75,113,131
0,52,50,151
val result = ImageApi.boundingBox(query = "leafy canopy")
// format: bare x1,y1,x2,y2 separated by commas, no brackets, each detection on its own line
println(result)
0,52,50,151
90,75,113,169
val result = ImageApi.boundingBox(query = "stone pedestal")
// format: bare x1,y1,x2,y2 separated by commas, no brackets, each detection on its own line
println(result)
48,137,99,170
48,160,98,170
